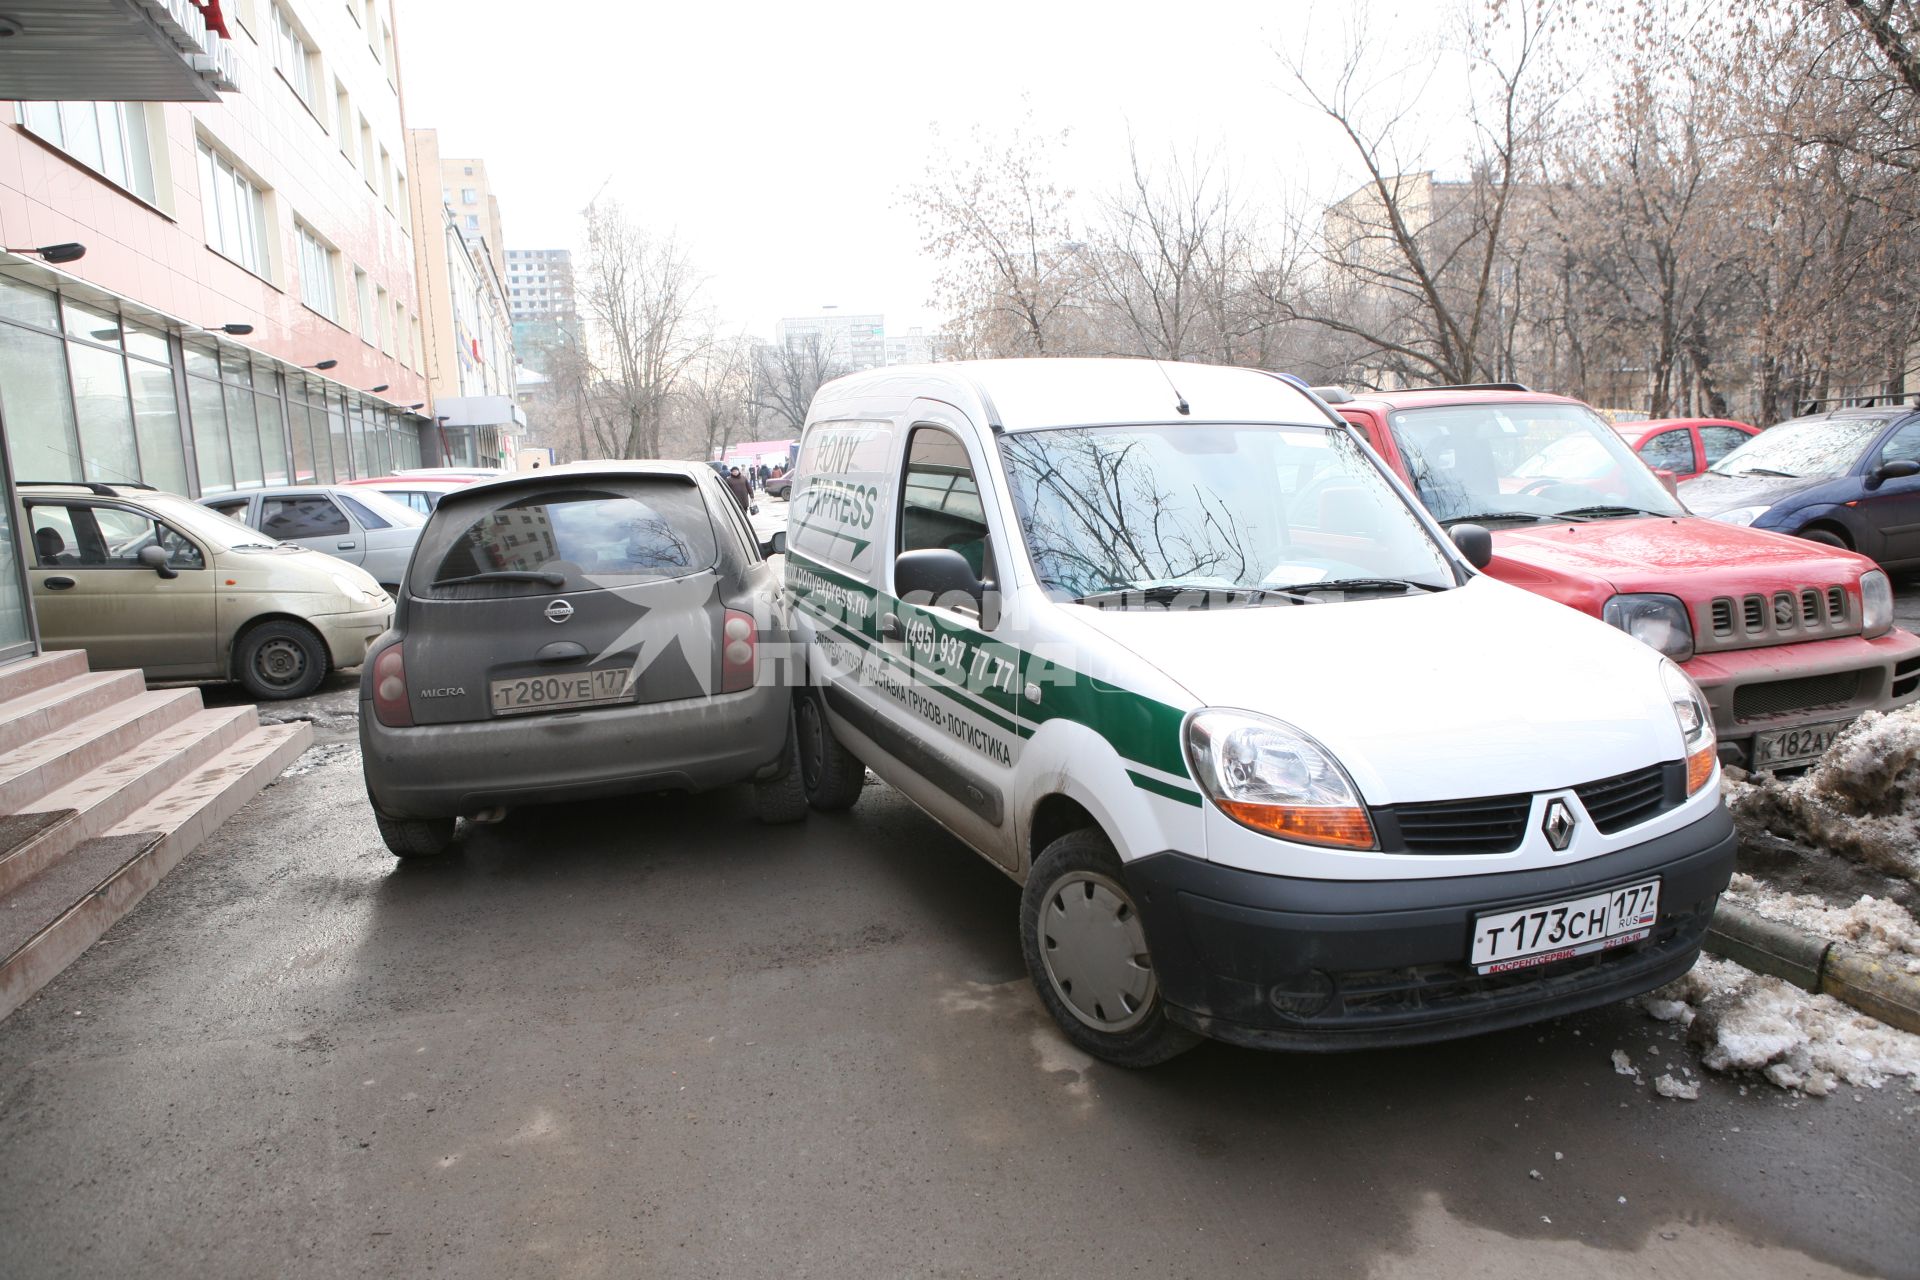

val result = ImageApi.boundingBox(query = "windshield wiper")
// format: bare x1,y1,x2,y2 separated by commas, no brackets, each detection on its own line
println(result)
1261,577,1446,596
1555,504,1666,519
1722,467,1797,478
1073,583,1300,608
1439,511,1570,526
434,570,566,588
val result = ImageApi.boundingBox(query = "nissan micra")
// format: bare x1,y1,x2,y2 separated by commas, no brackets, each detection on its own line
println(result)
785,359,1736,1066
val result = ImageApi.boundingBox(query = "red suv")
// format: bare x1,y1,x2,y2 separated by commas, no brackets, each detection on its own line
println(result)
1328,385,1920,771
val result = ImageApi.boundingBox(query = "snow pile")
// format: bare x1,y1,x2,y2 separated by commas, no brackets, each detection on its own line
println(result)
1642,955,1920,1096
1723,873,1920,963
1724,707,1920,883
1653,1072,1700,1100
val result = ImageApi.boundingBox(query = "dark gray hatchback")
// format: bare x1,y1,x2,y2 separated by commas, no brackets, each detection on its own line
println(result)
360,462,803,858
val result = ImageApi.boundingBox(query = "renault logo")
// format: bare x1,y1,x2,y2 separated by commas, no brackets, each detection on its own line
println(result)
1543,798,1577,851
545,598,574,624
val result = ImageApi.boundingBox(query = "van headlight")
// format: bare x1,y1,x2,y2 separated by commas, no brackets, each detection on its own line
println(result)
1603,593,1695,662
1185,710,1375,849
1710,506,1768,527
1660,659,1716,795
1861,570,1892,638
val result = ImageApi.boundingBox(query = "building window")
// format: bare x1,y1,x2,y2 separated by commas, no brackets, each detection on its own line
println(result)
394,170,408,222
335,82,352,153
298,224,341,324
18,102,158,204
354,268,374,343
465,214,479,230
379,145,393,208
359,116,375,183
272,5,319,112
461,188,477,204
375,284,391,353
196,141,271,279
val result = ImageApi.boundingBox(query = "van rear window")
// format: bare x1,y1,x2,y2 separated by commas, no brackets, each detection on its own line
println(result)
419,483,718,594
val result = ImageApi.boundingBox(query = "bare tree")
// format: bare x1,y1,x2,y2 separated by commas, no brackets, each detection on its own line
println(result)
753,331,846,435
1279,2,1555,387
905,118,1098,358
580,199,706,458
677,331,755,463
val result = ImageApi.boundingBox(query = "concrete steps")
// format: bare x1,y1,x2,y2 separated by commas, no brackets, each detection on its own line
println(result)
0,651,313,1021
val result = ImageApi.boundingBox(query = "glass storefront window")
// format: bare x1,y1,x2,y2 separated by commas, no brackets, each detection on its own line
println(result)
224,381,263,487
188,376,233,493
0,324,81,481
255,386,288,484
288,402,315,483
0,275,58,329
328,401,349,481
127,358,188,495
63,298,122,348
67,341,141,484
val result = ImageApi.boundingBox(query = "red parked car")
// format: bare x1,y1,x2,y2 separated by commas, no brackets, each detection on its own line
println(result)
1324,384,1920,771
1614,417,1761,482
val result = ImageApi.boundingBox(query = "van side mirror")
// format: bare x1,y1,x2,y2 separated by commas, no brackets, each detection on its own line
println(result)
1867,458,1920,489
762,530,787,558
137,544,179,579
1449,523,1494,570
895,548,985,613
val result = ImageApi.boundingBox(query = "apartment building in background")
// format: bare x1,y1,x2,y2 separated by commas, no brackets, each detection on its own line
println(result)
436,153,505,280
775,311,886,371
504,247,579,377
0,0,430,663
406,128,520,469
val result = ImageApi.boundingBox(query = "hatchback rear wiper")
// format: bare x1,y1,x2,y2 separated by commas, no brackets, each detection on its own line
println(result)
434,570,566,587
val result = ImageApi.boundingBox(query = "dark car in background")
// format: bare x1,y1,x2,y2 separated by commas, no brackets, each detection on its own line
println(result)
1681,404,1920,566
359,461,804,858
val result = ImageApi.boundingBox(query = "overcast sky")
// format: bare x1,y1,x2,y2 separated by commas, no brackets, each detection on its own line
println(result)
395,0,1461,340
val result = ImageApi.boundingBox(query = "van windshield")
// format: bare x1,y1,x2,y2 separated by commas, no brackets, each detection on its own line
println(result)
999,424,1456,604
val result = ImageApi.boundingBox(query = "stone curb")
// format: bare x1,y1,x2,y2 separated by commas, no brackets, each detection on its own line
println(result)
1704,901,1920,1035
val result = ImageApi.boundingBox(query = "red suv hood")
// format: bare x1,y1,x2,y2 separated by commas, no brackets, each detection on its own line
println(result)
1489,515,1870,612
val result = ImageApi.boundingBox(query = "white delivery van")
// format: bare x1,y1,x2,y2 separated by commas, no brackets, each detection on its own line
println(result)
783,358,1734,1066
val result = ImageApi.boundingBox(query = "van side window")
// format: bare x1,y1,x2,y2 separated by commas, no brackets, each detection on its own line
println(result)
899,426,995,585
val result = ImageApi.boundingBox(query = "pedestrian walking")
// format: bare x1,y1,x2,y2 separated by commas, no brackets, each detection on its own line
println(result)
725,466,752,512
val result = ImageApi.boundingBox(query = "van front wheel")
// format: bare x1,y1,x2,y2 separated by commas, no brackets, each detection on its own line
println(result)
1020,829,1199,1068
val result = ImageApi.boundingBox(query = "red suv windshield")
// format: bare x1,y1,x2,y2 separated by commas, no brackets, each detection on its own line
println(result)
1388,402,1687,525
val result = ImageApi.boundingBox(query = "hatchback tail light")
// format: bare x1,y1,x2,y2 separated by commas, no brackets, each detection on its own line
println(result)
721,609,756,694
371,644,413,727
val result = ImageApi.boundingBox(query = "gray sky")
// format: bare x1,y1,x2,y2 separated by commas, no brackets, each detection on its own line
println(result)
396,0,1460,340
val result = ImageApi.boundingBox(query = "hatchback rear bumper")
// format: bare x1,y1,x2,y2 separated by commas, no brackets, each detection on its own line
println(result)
1681,629,1920,765
361,682,791,818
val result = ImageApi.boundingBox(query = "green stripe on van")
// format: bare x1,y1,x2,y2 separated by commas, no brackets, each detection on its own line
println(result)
1127,770,1204,806
787,549,1194,783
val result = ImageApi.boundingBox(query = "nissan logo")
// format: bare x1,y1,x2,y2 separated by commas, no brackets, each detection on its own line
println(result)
545,598,574,624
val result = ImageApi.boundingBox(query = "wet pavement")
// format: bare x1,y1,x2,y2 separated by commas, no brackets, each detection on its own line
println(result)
0,511,1912,1278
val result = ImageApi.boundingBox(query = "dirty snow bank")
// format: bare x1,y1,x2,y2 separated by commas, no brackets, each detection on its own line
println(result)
1724,872,1920,964
1641,955,1920,1096
1723,706,1920,884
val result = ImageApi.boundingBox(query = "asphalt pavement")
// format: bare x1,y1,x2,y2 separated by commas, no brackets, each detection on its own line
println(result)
0,514,1914,1278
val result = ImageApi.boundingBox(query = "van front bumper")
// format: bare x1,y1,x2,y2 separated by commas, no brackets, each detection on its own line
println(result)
1126,806,1737,1052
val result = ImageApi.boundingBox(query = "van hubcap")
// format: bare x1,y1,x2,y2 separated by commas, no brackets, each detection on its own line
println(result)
254,638,308,687
1039,871,1155,1033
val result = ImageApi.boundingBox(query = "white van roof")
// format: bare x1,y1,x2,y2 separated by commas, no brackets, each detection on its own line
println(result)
809,358,1336,433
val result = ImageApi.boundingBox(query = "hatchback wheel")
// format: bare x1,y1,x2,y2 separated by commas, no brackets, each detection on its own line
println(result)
1021,828,1198,1068
751,709,810,824
797,689,866,811
235,620,328,700
375,810,454,859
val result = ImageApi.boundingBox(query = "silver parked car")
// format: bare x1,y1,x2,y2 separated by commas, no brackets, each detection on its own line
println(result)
359,461,802,858
202,484,425,589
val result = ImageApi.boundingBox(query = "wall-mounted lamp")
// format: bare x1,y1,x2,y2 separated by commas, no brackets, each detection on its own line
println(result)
306,359,338,371
368,383,390,394
407,403,425,410
209,323,254,335
6,242,86,264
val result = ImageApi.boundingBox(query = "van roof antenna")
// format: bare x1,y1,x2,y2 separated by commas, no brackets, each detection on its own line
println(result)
1152,360,1191,416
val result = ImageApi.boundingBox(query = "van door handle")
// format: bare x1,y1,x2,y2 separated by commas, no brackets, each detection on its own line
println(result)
879,612,903,641
336,541,357,550
45,576,76,590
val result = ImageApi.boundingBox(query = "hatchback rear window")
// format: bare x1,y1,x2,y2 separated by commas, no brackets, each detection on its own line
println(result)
416,482,718,595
